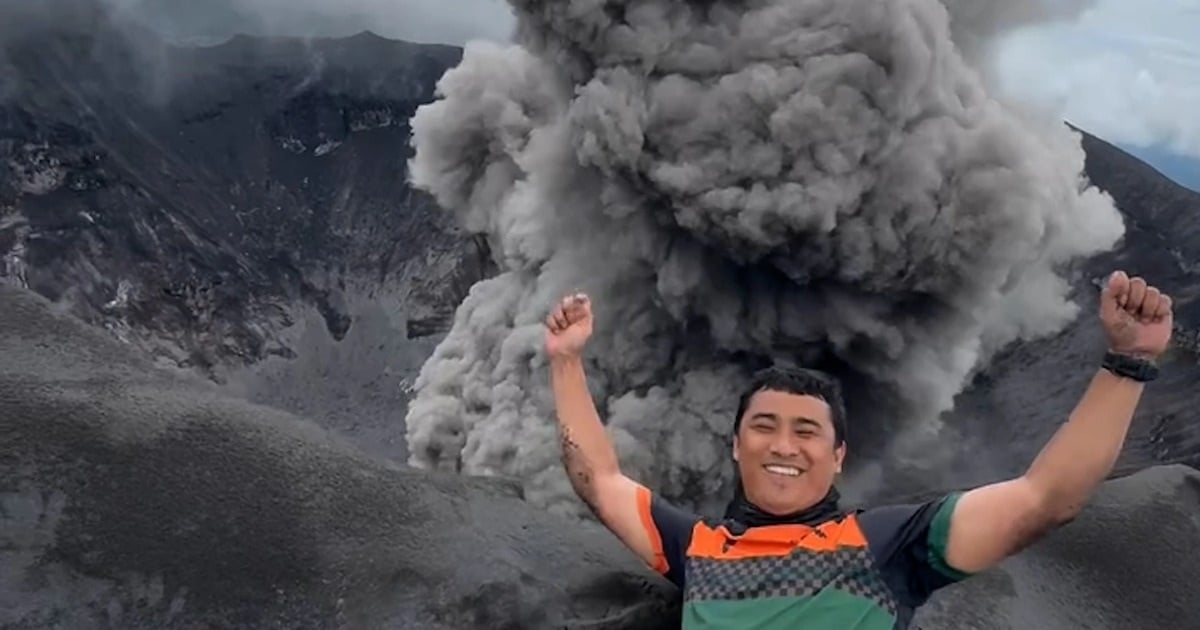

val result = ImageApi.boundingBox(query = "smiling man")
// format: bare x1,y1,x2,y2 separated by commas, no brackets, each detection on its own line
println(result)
544,270,1174,629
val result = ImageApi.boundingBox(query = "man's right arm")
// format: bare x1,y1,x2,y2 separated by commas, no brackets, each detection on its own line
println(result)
551,355,694,582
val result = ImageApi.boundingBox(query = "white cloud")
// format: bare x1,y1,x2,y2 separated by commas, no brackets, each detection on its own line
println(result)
989,0,1200,158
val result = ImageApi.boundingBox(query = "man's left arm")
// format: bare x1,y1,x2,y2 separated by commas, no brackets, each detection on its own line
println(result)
943,271,1173,575
945,367,1145,573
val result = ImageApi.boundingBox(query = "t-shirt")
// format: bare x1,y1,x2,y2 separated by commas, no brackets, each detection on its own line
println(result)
635,485,971,630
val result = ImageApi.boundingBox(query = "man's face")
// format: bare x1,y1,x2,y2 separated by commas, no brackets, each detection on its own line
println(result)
732,389,846,515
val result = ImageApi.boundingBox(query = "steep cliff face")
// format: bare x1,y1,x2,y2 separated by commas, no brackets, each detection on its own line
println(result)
0,6,493,459
1,19,480,361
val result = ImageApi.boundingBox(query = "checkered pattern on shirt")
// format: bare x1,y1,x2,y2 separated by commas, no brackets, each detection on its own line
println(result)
683,545,897,615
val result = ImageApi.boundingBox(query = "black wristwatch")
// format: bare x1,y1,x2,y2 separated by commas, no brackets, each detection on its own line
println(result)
1101,351,1160,382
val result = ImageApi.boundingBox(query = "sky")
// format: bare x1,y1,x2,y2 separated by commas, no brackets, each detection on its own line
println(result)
116,0,1199,191
988,0,1200,190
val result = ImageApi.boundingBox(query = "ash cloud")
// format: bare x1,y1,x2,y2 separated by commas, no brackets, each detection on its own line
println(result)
405,0,1124,517
940,0,1097,62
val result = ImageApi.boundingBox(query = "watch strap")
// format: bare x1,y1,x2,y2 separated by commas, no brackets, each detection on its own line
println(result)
1102,351,1159,382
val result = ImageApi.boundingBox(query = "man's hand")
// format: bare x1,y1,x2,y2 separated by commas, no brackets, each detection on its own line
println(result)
942,270,1173,576
1101,270,1173,360
545,293,593,360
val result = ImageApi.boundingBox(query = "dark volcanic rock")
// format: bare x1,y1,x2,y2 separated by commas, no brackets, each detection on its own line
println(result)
0,2,495,460
915,464,1200,630
0,4,490,377
5,283,1200,630
3,5,1200,628
0,284,677,630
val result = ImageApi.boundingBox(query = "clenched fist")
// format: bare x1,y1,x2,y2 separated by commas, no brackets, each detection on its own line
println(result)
1101,271,1173,360
545,292,593,360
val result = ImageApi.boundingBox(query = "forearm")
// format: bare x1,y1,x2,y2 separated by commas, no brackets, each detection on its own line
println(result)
550,356,621,509
1024,367,1145,520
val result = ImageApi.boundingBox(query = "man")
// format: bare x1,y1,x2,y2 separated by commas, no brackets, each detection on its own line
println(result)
544,270,1173,629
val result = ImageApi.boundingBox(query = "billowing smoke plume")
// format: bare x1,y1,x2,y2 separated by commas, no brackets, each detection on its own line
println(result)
403,0,1123,517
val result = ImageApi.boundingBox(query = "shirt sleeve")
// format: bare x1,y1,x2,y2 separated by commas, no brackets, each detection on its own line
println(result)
856,492,973,607
634,484,700,589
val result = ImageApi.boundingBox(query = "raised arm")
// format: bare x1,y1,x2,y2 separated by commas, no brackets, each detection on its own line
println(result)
550,352,655,562
944,271,1174,574
544,293,693,574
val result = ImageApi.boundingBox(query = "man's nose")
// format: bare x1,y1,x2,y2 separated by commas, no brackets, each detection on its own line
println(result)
768,432,800,457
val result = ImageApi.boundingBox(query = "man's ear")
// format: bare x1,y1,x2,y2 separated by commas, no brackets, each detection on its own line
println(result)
834,441,846,474
731,434,739,462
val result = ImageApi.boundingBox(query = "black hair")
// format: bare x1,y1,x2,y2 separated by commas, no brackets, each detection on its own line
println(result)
732,366,847,446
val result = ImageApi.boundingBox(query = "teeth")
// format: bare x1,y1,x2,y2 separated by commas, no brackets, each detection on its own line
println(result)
765,465,800,477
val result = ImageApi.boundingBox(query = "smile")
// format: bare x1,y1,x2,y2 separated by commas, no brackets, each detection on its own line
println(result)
764,464,802,477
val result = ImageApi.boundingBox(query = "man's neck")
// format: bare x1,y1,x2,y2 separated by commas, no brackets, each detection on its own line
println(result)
723,485,844,531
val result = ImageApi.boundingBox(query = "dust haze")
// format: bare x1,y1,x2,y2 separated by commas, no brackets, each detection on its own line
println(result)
403,0,1123,517
0,0,510,107
0,0,516,46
